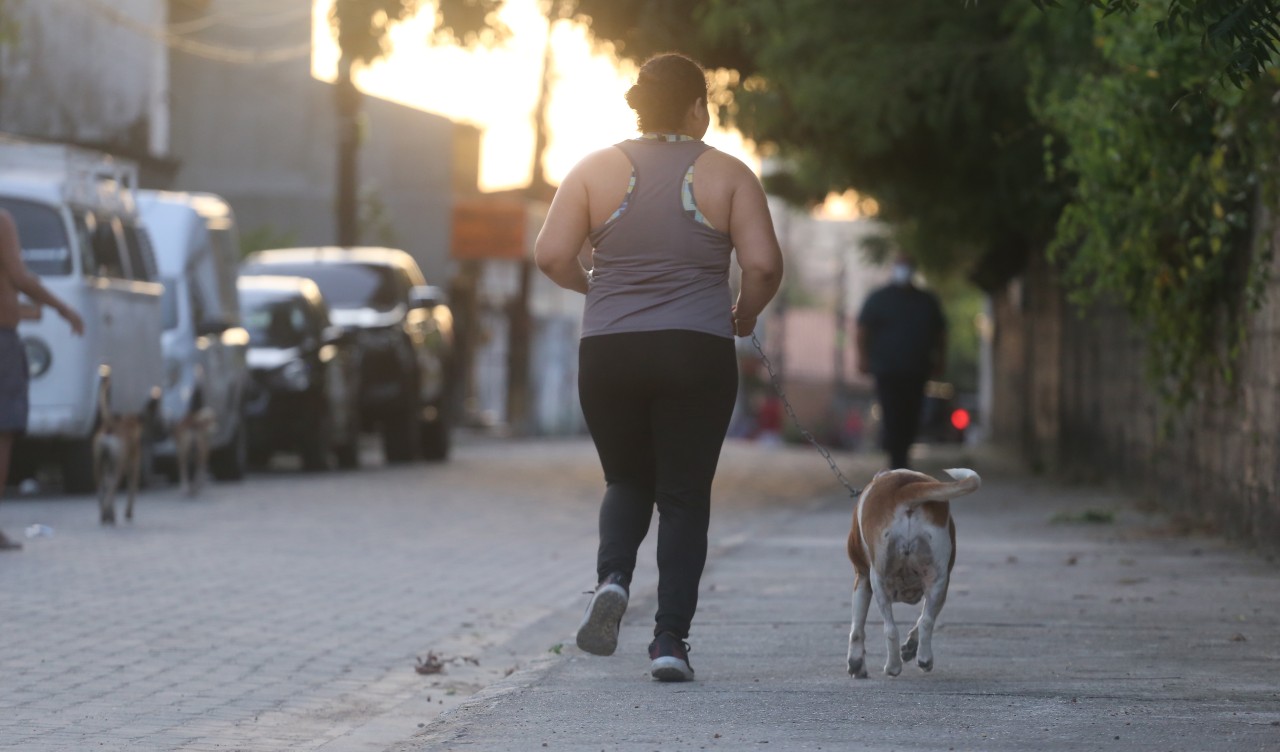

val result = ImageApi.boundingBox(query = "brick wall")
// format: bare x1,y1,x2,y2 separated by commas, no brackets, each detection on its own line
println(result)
991,231,1280,548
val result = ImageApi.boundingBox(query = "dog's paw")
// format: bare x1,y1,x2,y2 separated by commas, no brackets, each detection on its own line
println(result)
917,658,933,672
847,659,868,679
884,661,903,677
900,638,918,663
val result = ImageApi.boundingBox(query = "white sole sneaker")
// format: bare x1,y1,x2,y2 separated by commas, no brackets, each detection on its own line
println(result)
650,657,695,682
575,583,628,656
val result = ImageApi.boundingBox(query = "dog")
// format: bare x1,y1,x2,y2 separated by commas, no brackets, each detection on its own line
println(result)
92,372,144,525
171,406,216,496
846,467,981,678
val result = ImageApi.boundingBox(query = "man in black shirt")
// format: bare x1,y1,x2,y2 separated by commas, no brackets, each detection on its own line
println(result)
856,255,947,469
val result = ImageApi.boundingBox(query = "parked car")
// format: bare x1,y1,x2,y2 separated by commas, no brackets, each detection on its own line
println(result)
239,247,453,462
2,137,164,493
137,190,250,482
237,275,362,470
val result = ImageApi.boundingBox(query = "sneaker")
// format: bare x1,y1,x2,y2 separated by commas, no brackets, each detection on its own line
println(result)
575,572,628,656
648,631,694,682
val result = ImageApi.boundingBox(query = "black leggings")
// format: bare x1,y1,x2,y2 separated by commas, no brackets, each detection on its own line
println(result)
578,330,738,640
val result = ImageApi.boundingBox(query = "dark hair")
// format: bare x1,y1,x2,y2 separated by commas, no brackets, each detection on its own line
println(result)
624,53,708,133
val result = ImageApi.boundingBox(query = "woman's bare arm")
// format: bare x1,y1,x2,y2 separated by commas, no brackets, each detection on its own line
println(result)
534,164,593,295
726,163,784,336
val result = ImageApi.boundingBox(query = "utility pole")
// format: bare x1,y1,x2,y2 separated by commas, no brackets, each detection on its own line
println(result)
505,4,557,435
335,53,360,247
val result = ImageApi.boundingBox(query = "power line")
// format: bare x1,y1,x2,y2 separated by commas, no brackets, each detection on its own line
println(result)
167,5,313,35
70,0,313,66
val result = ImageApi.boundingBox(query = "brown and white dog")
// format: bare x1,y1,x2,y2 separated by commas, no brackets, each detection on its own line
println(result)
93,373,145,525
846,467,981,678
171,407,216,496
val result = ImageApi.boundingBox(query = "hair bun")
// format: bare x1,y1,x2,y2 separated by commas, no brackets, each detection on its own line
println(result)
625,82,655,112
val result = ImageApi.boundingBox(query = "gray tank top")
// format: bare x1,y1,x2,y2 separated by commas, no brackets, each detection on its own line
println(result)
582,138,735,339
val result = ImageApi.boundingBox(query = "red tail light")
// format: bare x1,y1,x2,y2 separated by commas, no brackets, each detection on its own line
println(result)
950,408,971,432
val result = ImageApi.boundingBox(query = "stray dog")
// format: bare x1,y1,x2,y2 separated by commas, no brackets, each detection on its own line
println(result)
846,467,981,678
92,373,144,525
172,407,216,496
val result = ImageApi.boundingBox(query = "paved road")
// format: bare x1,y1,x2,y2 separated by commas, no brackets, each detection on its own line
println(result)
0,434,842,751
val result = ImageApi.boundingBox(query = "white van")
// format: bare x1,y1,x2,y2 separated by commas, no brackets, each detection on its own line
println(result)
136,190,250,480
2,138,164,493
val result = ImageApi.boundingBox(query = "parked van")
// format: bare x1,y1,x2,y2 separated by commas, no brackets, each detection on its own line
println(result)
136,191,250,480
1,137,164,493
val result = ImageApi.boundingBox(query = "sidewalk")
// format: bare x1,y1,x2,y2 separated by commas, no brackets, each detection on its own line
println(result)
394,444,1280,752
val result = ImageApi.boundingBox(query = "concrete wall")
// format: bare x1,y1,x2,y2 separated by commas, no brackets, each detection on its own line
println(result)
162,0,475,284
990,229,1280,549
0,0,166,157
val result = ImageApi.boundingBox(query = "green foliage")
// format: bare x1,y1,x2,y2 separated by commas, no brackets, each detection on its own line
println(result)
329,0,508,65
1033,5,1280,408
239,226,300,260
359,186,399,248
0,1,15,44
935,277,985,393
686,1,1061,291
1038,0,1280,86
565,0,1280,415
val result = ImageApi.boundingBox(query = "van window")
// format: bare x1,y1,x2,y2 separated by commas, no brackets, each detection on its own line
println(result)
122,222,158,281
91,213,126,278
73,210,96,276
0,198,72,275
208,227,241,320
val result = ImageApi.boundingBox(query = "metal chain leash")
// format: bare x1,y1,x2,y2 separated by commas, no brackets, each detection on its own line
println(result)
750,333,861,498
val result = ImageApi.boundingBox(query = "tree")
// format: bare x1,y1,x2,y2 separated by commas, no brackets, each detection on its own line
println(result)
328,0,506,246
582,1,1063,290
567,1,1279,410
1039,0,1280,86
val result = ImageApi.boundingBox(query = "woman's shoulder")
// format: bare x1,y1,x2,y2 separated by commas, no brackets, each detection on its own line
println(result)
564,144,632,183
696,147,760,184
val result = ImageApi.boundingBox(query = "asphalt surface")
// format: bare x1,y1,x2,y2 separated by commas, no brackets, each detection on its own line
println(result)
394,444,1280,752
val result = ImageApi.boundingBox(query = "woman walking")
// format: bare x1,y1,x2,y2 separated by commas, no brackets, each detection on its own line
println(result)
535,53,783,681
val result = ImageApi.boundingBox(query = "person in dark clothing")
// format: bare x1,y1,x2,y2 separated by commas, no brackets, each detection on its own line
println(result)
0,209,84,550
534,53,784,682
856,255,947,470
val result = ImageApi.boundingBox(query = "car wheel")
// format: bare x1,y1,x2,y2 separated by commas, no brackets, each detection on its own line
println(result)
419,399,451,462
211,412,248,481
382,394,421,465
333,404,362,470
300,409,334,472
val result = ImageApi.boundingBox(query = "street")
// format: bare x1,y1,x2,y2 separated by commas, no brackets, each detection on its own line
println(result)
0,434,842,751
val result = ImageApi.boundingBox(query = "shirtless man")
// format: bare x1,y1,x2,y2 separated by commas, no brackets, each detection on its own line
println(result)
0,208,84,550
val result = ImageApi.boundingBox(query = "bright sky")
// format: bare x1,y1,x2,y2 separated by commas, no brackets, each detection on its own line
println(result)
310,0,758,193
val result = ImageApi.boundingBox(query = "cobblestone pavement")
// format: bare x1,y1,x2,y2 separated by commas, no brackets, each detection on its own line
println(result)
0,434,847,751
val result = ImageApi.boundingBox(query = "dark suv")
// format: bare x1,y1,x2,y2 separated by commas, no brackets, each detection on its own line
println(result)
240,247,454,462
237,275,362,470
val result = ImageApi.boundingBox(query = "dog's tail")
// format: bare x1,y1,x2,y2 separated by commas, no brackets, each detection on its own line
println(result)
96,367,113,428
904,468,981,506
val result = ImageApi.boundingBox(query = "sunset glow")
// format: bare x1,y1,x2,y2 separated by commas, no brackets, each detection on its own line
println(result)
310,0,758,192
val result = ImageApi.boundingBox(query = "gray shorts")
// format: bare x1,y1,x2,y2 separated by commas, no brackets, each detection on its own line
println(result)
0,328,29,434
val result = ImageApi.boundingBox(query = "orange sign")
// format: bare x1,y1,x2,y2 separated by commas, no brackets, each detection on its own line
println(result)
451,198,544,261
